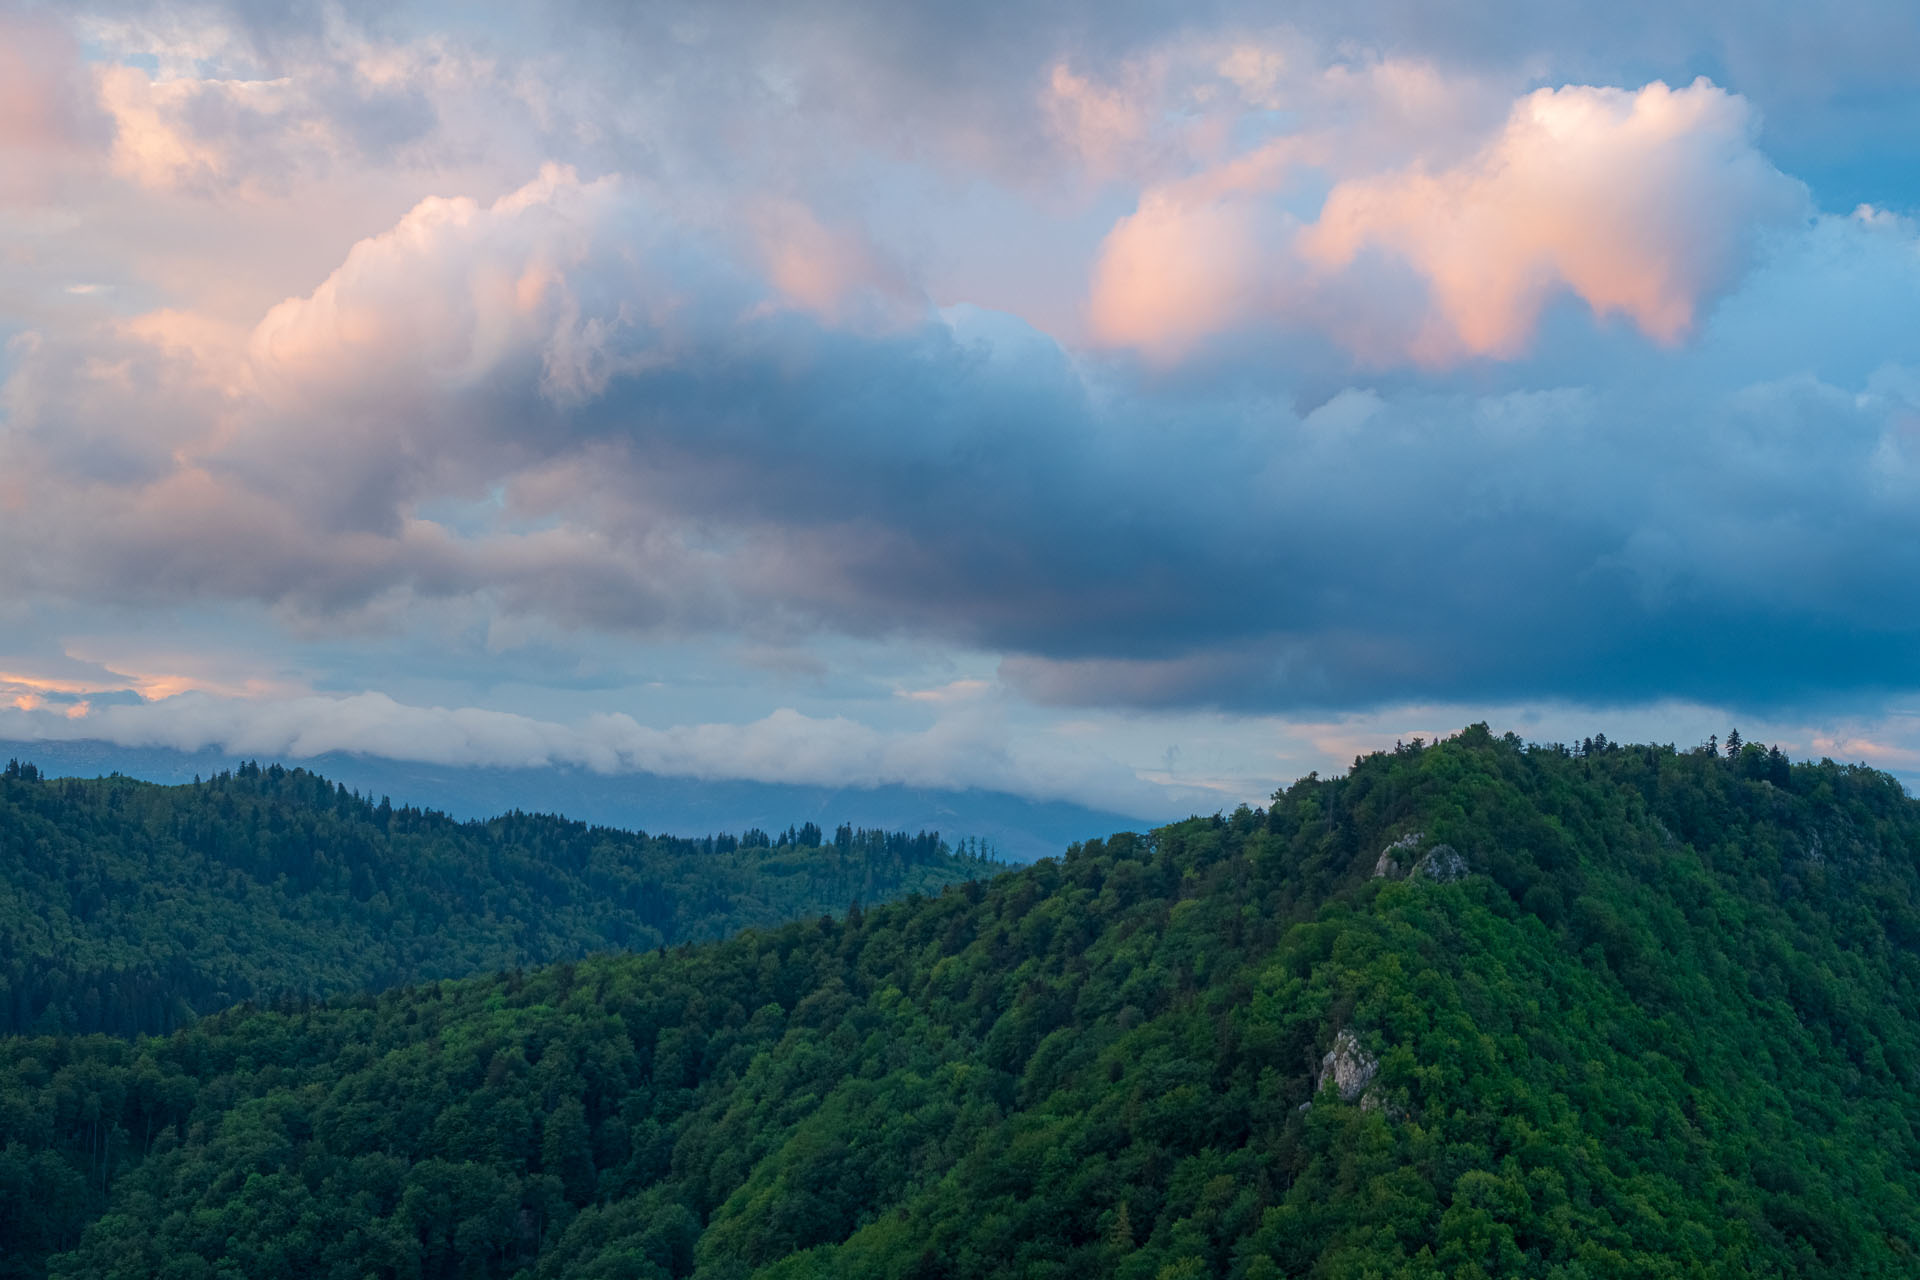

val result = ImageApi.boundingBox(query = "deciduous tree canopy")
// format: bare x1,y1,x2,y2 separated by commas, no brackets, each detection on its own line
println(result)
6,728,1920,1278
0,761,994,1039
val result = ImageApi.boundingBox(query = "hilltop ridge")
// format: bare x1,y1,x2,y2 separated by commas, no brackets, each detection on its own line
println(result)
0,759,1001,1038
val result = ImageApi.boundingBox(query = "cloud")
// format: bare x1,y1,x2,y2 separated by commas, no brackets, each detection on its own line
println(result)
8,0,1920,760
898,679,995,704
1041,59,1155,179
0,688,1199,818
248,164,630,403
1303,79,1806,362
0,10,110,201
1091,77,1807,364
1086,139,1311,358
748,198,919,326
95,63,245,191
12,682,1920,823
8,144,1920,715
77,14,465,197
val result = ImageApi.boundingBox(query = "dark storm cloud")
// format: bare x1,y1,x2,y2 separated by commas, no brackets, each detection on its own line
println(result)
552,304,1920,712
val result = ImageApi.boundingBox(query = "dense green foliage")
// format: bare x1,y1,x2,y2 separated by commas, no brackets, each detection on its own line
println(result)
0,759,998,1038
7,727,1920,1278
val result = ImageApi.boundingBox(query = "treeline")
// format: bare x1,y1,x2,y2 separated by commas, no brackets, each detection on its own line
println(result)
6,727,1920,1276
0,761,1000,1038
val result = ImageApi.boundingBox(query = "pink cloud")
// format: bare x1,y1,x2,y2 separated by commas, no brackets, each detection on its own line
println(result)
0,25,81,147
0,13,107,201
1089,77,1806,366
0,648,291,705
248,164,626,404
1041,61,1153,179
1086,191,1268,358
1304,79,1805,363
749,198,918,326
1087,138,1315,359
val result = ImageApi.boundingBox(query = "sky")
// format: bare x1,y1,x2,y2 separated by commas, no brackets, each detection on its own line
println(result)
4,0,1920,821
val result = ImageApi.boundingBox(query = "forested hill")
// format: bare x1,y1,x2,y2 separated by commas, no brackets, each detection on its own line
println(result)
10,726,1920,1278
0,760,1001,1038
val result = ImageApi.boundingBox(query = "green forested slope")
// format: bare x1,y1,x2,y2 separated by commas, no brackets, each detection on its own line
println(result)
0,760,998,1038
7,727,1920,1278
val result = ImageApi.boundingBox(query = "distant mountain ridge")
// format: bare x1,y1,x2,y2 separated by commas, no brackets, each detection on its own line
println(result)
0,759,1002,1038
0,738,1157,864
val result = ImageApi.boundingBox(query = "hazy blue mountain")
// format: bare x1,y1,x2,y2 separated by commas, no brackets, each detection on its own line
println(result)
0,739,1156,863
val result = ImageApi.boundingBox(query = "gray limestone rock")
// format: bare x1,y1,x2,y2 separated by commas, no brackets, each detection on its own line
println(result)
1409,844,1468,882
1317,1029,1379,1102
1372,831,1424,878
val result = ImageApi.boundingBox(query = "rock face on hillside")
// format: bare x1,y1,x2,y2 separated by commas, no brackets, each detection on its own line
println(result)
1373,832,1469,883
1373,832,1423,877
1410,844,1468,882
1317,1029,1379,1102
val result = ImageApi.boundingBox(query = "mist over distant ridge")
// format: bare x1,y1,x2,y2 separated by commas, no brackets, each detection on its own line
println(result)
0,739,1156,863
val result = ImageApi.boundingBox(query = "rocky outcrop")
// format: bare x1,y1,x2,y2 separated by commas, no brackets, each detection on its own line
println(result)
1316,1029,1379,1102
1374,832,1470,883
1409,844,1468,882
1372,832,1423,878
